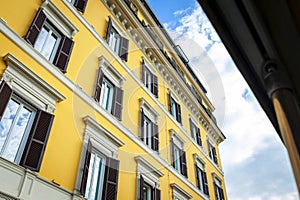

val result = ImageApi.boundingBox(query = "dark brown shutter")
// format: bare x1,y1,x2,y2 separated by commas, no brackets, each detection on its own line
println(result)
102,157,120,200
0,81,13,121
140,109,145,141
119,37,129,62
180,150,187,177
111,87,124,120
171,140,175,168
25,9,46,46
53,36,74,73
106,17,112,43
139,175,144,200
212,147,218,164
196,127,202,146
152,74,158,98
214,183,218,200
155,188,161,200
195,165,200,189
168,93,172,114
189,118,194,137
203,171,209,196
20,110,54,172
74,0,88,13
220,188,225,200
80,141,92,195
176,103,182,124
152,123,159,151
94,68,104,102
142,60,146,84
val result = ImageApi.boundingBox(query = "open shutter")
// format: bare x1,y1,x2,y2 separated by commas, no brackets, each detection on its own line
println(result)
202,171,209,196
171,140,175,168
180,150,187,177
106,17,113,43
152,74,158,98
220,188,225,200
111,87,124,120
196,127,202,146
74,0,88,13
168,93,172,114
155,188,161,200
142,60,146,84
94,68,104,102
53,36,74,73
25,9,46,46
102,157,120,200
214,183,218,200
119,37,129,62
176,103,182,124
152,123,159,151
195,165,200,189
140,109,145,141
0,81,13,121
189,118,194,137
80,141,92,195
139,175,144,200
20,110,54,172
212,147,218,164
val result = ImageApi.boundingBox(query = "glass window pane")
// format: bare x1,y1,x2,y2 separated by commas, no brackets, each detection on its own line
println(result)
34,27,48,52
40,32,57,60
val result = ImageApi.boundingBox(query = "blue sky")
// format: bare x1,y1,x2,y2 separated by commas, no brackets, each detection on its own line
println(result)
147,0,299,199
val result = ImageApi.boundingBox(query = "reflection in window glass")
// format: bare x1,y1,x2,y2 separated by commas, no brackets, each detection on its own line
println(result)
100,78,114,112
0,98,33,162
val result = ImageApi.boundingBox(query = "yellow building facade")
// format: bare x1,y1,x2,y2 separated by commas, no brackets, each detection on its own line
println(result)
0,0,226,200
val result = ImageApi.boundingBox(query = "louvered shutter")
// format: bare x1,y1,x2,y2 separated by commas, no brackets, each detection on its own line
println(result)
94,68,104,102
195,165,200,189
139,175,144,200
155,188,161,200
152,123,159,151
80,141,92,195
202,171,209,196
168,93,172,114
0,81,13,121
20,110,54,172
196,127,202,146
220,188,225,200
74,0,88,13
152,74,158,98
25,9,46,46
176,103,182,124
171,140,175,168
53,35,74,73
214,183,218,200
189,118,194,137
111,87,124,120
212,147,218,164
140,109,145,141
119,37,129,62
142,60,146,84
180,150,187,177
106,17,112,43
102,157,120,200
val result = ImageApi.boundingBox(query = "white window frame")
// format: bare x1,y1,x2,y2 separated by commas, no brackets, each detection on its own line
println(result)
2,54,65,113
190,117,198,142
170,183,192,200
41,0,78,38
170,129,185,173
135,156,164,199
142,58,156,92
98,56,125,88
75,115,124,193
99,77,115,112
107,17,126,54
193,154,206,192
169,91,180,121
207,139,216,162
213,173,223,200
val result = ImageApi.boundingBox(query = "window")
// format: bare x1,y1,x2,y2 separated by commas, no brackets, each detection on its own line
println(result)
94,56,125,120
25,1,78,73
106,17,129,62
213,176,225,200
142,59,158,97
0,54,65,171
170,130,187,177
208,141,218,165
69,0,88,13
189,118,202,146
170,183,192,200
78,116,124,200
139,98,159,151
135,156,163,200
168,92,182,123
194,154,209,196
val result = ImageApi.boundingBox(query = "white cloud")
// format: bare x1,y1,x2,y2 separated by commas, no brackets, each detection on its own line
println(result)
164,1,298,200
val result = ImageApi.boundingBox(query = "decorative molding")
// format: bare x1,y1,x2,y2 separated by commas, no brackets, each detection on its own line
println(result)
99,55,125,87
170,183,193,200
193,153,205,170
2,54,65,113
170,129,185,149
135,156,163,187
42,0,78,37
139,97,159,122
